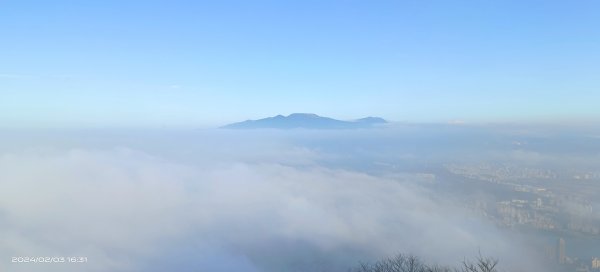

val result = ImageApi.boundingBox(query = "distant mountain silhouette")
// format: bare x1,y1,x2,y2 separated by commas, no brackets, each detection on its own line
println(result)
222,113,387,129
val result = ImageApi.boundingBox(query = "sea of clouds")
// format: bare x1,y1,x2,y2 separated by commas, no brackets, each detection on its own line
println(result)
0,127,576,272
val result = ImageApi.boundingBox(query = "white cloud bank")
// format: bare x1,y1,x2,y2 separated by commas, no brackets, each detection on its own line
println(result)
0,143,546,272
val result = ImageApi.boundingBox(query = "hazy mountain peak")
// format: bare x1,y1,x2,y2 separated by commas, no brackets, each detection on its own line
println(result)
355,117,387,124
288,113,320,118
222,113,387,129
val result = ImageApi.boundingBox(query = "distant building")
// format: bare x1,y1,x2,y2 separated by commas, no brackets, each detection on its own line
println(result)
592,258,600,269
545,246,556,260
558,238,566,264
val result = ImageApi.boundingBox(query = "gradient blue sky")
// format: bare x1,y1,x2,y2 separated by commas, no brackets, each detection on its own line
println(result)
1,0,599,128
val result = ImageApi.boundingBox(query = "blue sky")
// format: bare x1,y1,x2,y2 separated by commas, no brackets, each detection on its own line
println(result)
1,0,599,128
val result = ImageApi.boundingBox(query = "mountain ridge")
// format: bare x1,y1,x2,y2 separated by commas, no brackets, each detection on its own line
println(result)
222,113,387,129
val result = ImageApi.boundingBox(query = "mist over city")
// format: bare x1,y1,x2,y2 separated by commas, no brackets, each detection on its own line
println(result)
2,1,600,272
1,123,599,271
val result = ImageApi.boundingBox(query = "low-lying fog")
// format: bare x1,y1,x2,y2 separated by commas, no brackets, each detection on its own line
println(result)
1,124,599,272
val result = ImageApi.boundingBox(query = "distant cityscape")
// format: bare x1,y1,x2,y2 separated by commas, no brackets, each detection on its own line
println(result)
445,163,600,272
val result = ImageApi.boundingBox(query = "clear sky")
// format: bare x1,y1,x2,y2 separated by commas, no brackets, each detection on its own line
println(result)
1,0,599,128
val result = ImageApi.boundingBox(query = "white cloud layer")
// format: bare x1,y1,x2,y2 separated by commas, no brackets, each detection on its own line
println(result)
0,137,549,271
